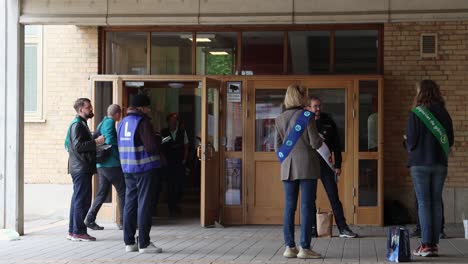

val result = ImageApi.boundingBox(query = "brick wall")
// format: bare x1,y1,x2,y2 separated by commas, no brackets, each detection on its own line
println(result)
384,21,468,190
24,25,98,184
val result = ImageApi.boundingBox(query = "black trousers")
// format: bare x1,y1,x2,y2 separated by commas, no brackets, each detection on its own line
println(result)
315,158,348,231
69,172,93,235
86,167,126,225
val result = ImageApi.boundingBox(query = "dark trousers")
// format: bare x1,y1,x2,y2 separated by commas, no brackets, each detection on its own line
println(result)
86,167,126,225
123,169,156,248
316,158,348,231
69,172,93,235
283,179,318,249
152,168,164,211
166,161,184,213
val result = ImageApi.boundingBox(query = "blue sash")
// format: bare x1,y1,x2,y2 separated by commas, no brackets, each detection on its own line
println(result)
276,110,314,163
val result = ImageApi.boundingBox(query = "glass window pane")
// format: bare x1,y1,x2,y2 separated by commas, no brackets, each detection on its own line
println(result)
196,32,236,75
255,89,285,152
307,88,346,152
208,87,219,152
335,30,378,73
225,159,242,206
24,44,38,112
359,80,379,152
288,31,330,74
225,82,242,151
106,32,148,74
151,32,192,75
242,32,284,75
25,25,39,36
358,159,378,206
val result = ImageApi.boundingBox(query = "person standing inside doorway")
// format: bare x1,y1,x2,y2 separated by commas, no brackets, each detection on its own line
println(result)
275,85,323,259
85,104,126,231
406,80,453,257
65,98,105,241
161,113,189,217
306,97,358,238
118,94,162,254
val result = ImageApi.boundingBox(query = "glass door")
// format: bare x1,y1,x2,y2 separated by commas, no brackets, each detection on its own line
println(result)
90,75,122,224
200,77,221,226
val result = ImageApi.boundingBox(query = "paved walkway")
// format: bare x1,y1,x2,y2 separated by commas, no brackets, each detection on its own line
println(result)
1,219,467,264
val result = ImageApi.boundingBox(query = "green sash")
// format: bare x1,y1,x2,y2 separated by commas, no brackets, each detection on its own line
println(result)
411,106,449,158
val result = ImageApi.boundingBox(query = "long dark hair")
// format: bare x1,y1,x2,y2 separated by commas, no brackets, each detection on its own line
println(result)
413,80,445,108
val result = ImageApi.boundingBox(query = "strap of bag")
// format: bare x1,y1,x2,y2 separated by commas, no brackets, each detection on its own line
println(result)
411,106,449,158
276,110,314,163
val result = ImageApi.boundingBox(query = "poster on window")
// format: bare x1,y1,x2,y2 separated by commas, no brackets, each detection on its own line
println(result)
227,82,241,103
255,103,282,120
225,159,242,205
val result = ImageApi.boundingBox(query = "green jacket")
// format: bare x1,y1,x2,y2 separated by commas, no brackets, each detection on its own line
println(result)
96,116,121,168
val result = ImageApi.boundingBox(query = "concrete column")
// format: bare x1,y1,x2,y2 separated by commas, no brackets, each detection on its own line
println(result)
0,0,24,234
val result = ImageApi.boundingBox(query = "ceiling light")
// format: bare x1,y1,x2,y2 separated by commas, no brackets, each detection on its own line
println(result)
180,34,215,42
190,38,211,42
209,51,229,55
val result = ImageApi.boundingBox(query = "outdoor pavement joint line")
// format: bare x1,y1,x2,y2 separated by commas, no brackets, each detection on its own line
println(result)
447,239,466,256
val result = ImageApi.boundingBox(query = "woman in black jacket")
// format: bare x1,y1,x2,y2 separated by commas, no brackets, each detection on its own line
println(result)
406,80,454,257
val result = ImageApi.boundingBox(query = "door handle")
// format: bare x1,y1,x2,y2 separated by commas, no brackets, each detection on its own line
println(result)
196,144,202,161
206,142,214,160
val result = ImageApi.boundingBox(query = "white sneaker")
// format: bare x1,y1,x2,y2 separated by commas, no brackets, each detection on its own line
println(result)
125,244,138,252
283,246,299,258
139,242,162,254
297,248,322,259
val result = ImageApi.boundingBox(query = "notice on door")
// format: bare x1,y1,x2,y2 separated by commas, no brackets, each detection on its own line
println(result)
227,82,241,103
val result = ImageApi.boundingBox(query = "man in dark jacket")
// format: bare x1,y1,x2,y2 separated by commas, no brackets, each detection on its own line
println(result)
118,94,162,254
65,98,105,241
307,96,358,238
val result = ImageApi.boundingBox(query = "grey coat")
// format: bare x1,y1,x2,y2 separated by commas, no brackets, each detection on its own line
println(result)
274,108,323,181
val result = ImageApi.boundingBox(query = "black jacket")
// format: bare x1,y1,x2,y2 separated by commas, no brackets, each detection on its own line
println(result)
67,116,97,175
161,126,186,162
316,112,342,169
406,103,454,167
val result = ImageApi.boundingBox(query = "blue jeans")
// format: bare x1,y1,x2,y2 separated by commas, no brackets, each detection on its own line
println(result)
318,158,347,231
69,172,93,235
411,165,447,245
283,179,317,249
123,169,156,248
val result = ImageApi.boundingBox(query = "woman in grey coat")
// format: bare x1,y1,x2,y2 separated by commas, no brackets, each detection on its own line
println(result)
274,84,323,259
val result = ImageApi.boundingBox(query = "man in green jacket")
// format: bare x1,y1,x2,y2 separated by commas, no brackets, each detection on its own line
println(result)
85,104,125,230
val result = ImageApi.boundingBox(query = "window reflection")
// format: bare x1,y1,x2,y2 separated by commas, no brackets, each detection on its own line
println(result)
288,31,330,74
242,32,284,75
196,32,236,75
359,80,379,152
225,159,242,206
225,82,242,151
335,30,378,73
151,32,192,75
359,159,378,206
106,32,148,74
255,90,285,152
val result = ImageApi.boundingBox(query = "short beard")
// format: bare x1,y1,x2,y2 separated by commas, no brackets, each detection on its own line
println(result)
85,112,94,119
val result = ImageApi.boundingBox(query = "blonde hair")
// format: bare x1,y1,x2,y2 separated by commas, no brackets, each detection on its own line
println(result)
283,84,307,109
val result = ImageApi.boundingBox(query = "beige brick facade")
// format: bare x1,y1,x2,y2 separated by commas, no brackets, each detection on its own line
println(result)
383,21,468,190
24,25,98,184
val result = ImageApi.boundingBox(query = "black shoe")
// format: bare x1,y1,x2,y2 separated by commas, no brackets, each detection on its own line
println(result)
411,228,421,238
84,220,104,230
339,227,358,238
439,231,447,239
311,227,318,238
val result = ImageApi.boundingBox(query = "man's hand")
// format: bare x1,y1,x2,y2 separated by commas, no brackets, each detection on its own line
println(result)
95,135,105,145
334,168,341,182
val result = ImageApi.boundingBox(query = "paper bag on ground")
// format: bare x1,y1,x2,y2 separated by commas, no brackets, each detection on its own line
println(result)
316,210,334,238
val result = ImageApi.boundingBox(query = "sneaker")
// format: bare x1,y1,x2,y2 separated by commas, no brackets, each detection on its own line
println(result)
139,242,162,254
283,246,299,258
413,244,433,257
125,244,138,253
84,220,104,231
71,233,97,242
311,227,318,238
411,228,421,238
339,227,358,238
297,248,322,259
439,231,447,239
430,244,439,256
117,224,123,230
66,232,74,240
